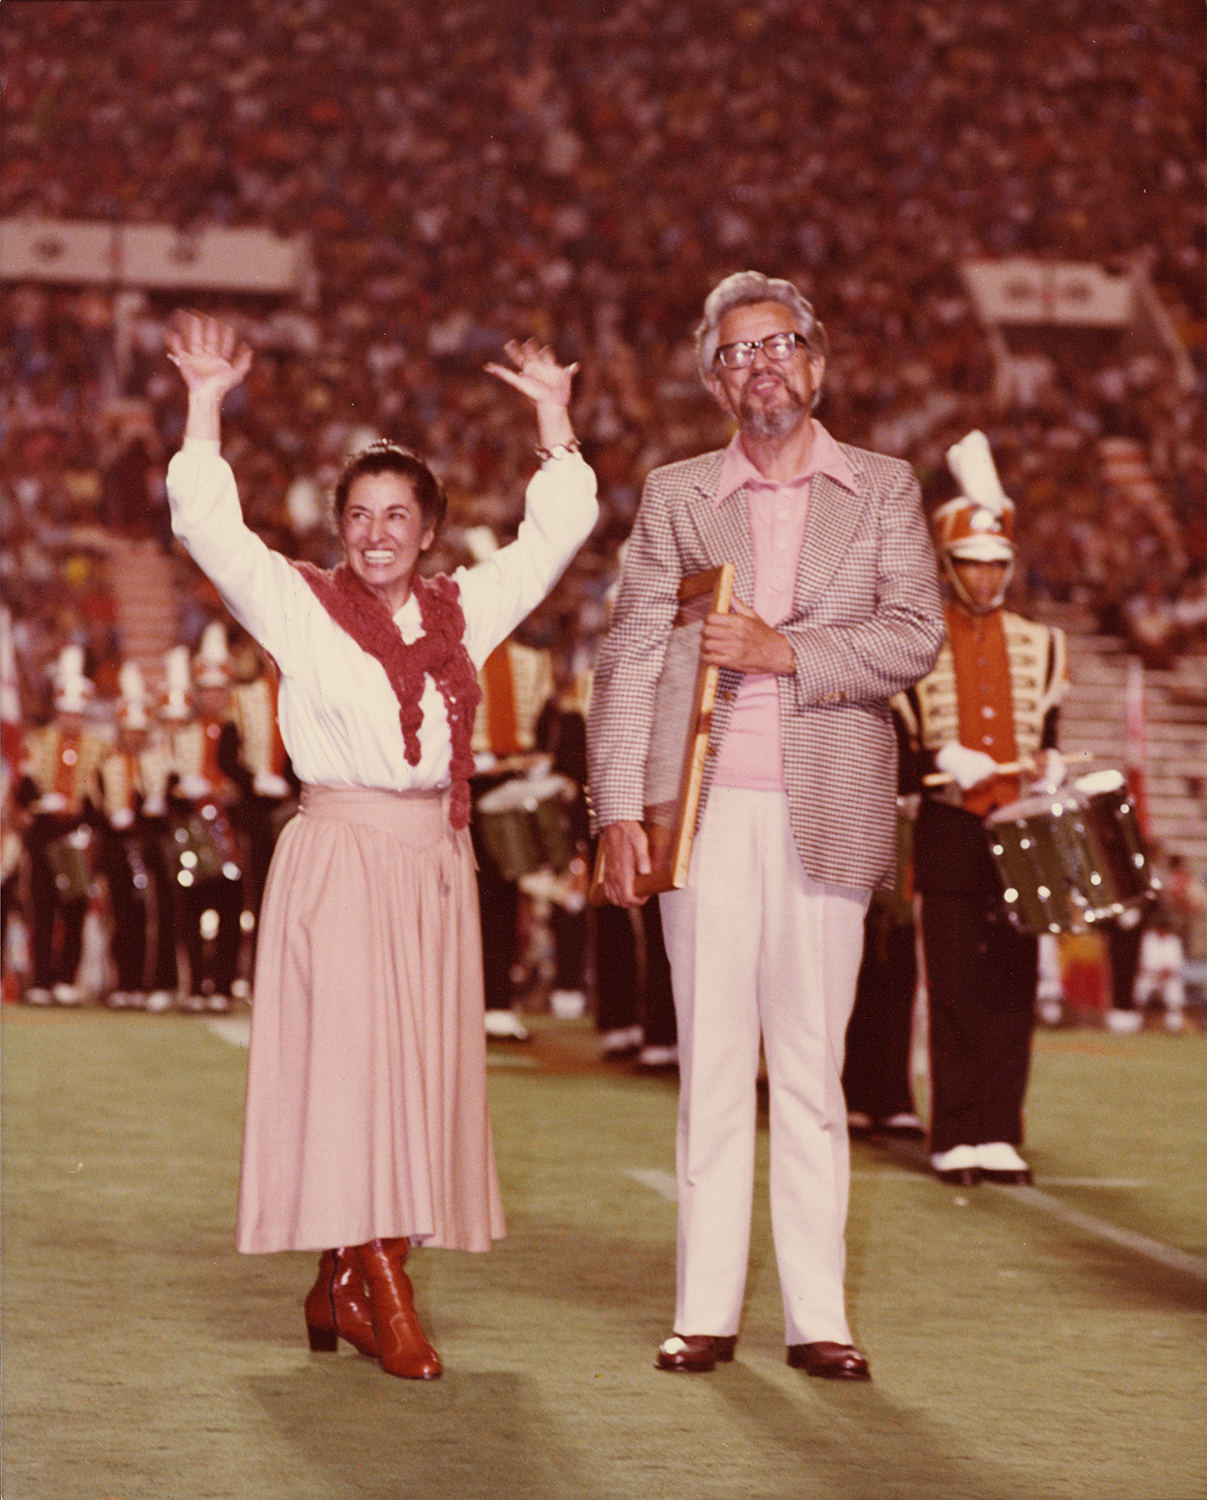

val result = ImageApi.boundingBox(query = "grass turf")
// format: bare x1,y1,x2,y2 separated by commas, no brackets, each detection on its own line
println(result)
2,1010,1205,1500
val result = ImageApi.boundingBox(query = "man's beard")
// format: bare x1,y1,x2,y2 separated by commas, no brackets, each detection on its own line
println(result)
738,381,807,439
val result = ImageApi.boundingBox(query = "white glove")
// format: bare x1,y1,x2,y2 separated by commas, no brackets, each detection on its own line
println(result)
1029,749,1066,790
177,773,211,800
253,772,291,798
935,742,1000,791
110,808,135,831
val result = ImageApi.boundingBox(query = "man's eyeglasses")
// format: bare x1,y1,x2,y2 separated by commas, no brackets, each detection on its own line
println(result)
714,332,808,370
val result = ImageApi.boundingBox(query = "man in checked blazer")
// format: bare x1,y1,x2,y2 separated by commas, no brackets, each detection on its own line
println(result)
586,271,944,1381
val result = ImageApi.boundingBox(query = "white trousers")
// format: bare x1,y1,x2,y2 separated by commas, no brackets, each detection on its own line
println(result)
659,788,869,1346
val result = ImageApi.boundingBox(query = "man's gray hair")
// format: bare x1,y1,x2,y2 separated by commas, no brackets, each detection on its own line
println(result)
694,271,828,386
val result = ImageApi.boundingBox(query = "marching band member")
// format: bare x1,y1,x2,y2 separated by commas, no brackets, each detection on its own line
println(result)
17,646,107,1005
161,631,245,1012
468,568,556,1042
893,431,1068,1186
95,662,178,1010
228,645,298,952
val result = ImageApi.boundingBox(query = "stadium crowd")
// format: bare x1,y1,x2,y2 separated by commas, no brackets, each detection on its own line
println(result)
1,0,1204,1005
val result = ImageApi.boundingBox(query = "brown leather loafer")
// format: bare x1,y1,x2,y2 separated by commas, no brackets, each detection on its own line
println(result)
786,1342,871,1381
655,1334,738,1372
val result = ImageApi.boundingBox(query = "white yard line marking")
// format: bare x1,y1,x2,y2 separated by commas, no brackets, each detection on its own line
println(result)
987,1182,1207,1282
198,1036,1204,1284
627,1165,1206,1281
1035,1178,1148,1189
207,1016,251,1048
625,1168,678,1201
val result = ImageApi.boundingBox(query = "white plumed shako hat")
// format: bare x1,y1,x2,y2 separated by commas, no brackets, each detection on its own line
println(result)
160,645,193,720
193,621,231,689
53,644,93,713
932,430,1015,565
117,661,149,730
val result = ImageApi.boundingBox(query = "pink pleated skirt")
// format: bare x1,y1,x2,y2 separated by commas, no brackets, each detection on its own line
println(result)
235,784,506,1254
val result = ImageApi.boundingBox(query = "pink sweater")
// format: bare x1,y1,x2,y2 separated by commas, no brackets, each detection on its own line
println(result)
711,421,856,790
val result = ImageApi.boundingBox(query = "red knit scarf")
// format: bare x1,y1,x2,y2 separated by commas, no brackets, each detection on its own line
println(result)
292,562,481,829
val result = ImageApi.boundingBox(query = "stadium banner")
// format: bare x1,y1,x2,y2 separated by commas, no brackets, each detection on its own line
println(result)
962,259,1135,328
0,218,119,283
0,217,314,298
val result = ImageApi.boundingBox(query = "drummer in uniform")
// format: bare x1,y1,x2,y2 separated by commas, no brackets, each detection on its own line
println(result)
16,645,107,1005
160,630,245,1011
95,662,178,1010
892,432,1067,1187
468,532,556,1041
228,642,298,956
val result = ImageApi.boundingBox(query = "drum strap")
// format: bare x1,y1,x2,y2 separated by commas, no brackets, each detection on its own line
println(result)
481,644,521,756
53,730,81,802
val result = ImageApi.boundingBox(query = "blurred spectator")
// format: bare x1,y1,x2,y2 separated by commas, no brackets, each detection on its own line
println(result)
1162,853,1207,962
1132,911,1188,1033
1,1,1200,657
1,0,1204,1027
99,399,166,545
1123,576,1180,669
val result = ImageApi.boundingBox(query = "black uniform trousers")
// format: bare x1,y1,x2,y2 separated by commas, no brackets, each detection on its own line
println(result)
842,901,918,1122
921,894,1037,1153
915,798,1038,1155
25,815,90,990
176,870,243,999
98,823,178,994
595,892,677,1048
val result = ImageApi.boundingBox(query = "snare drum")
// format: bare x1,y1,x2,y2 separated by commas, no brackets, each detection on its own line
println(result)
474,773,575,882
1071,770,1154,909
46,825,96,900
166,804,241,886
986,769,1154,934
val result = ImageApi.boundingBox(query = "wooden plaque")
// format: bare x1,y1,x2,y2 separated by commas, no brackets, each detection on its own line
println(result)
591,563,734,903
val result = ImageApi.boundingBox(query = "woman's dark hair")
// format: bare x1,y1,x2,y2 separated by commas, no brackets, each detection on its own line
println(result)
332,441,447,535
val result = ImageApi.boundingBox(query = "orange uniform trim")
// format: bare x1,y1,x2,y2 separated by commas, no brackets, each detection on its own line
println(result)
947,604,1019,816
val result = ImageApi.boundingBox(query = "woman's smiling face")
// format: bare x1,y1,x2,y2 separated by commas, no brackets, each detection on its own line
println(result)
340,471,435,613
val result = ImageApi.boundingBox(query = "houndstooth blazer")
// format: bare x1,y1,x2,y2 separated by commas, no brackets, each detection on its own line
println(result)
586,440,945,892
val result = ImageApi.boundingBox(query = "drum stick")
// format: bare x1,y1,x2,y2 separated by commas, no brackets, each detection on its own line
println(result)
922,750,1092,787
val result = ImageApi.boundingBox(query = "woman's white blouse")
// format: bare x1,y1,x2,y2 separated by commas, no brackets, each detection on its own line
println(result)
166,438,598,792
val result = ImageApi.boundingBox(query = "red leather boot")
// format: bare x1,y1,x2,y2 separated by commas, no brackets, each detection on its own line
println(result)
352,1238,442,1379
304,1247,379,1357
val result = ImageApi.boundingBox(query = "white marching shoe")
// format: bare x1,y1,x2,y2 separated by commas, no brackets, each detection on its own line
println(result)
975,1142,1032,1185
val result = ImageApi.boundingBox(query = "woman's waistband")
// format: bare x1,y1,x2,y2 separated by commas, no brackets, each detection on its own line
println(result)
299,783,452,841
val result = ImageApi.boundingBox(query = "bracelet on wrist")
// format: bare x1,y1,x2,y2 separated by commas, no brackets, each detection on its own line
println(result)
535,439,581,462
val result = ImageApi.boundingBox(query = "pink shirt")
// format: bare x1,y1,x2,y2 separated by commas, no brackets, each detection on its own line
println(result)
712,421,856,790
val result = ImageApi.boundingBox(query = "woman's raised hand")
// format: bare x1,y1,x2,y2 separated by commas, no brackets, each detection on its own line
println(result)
485,338,579,410
166,311,252,399
486,338,580,454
